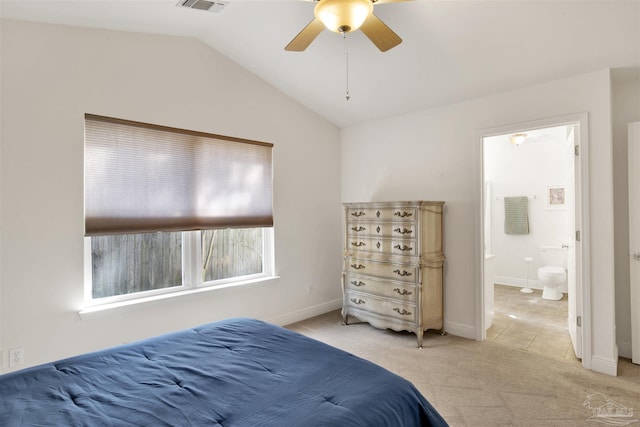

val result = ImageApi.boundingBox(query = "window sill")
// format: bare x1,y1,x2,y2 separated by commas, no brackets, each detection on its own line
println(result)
78,275,280,320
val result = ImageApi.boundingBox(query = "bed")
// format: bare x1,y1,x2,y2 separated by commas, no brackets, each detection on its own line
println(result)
0,318,447,426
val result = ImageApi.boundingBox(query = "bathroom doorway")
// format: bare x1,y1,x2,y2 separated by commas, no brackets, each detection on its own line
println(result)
478,114,590,368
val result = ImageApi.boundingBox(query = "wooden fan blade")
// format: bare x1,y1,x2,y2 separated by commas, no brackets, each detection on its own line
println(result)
285,18,325,52
360,14,402,52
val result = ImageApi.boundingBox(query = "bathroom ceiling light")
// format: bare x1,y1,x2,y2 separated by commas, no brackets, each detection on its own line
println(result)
509,133,527,146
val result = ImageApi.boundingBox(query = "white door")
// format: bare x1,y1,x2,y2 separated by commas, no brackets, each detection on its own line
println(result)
629,121,640,365
567,125,582,358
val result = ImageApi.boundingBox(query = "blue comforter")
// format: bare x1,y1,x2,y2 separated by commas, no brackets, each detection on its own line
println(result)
0,318,447,426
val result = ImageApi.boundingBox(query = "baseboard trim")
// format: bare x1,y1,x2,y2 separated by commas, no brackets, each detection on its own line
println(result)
444,320,476,340
493,275,568,294
268,299,342,327
494,275,544,290
271,301,479,342
591,355,618,376
617,341,632,359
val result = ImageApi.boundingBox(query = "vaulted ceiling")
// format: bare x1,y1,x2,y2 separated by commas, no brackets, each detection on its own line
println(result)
2,0,639,128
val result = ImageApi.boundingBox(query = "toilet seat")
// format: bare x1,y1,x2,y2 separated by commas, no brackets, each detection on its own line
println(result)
538,266,565,276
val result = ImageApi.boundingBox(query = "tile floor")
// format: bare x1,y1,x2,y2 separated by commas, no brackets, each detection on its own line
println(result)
486,284,580,362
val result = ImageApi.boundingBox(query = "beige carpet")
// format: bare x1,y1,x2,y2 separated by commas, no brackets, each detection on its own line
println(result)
286,311,640,427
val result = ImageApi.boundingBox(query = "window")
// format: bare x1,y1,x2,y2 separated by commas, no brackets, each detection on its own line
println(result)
86,228,273,303
201,228,264,282
84,115,274,305
90,232,183,299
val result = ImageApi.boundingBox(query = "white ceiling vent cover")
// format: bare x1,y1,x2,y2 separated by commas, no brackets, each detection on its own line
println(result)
176,0,228,13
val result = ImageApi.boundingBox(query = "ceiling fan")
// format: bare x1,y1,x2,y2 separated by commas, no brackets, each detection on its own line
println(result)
285,0,411,52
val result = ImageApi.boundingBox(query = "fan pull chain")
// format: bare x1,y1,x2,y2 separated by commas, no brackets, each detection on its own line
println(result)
344,32,350,101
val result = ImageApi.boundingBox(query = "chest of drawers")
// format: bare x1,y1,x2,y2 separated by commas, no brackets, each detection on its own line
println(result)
341,201,445,347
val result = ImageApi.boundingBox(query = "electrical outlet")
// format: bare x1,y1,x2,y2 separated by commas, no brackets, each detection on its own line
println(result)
9,348,24,368
307,284,313,295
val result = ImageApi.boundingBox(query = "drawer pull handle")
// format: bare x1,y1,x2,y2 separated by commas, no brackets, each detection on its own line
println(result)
393,227,413,235
393,269,412,277
393,288,412,296
394,211,413,218
376,226,381,233
351,280,366,287
393,308,412,316
351,241,366,248
351,211,366,218
351,264,366,270
376,242,381,249
394,244,413,252
351,226,366,232
351,298,366,305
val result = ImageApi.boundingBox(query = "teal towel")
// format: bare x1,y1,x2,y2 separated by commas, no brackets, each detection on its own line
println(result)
504,196,529,235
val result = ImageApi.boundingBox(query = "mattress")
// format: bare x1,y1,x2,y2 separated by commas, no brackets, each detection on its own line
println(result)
0,318,447,426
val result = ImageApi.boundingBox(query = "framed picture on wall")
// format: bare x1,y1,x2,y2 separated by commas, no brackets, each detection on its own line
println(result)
546,185,567,210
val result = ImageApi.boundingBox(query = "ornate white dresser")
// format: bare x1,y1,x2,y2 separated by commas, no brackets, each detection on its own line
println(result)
341,201,445,347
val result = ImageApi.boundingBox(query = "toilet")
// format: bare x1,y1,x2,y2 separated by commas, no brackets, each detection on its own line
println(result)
537,246,567,301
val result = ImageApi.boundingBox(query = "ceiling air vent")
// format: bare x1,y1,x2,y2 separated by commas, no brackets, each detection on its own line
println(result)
177,0,228,13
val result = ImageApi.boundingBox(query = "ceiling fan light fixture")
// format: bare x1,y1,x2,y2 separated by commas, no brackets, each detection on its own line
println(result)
509,133,527,146
314,0,373,34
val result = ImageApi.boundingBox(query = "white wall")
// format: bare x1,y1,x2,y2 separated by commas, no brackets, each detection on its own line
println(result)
485,132,572,291
341,69,618,374
0,20,343,372
611,69,640,359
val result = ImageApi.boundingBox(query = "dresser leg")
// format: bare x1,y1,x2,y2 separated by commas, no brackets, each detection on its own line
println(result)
341,313,349,326
417,329,424,348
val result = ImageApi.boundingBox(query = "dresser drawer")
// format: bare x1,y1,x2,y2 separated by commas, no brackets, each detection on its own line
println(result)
347,222,417,238
344,274,416,301
346,207,417,222
345,291,417,322
345,258,418,283
346,237,418,256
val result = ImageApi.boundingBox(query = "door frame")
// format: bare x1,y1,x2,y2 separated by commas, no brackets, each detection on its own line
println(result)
475,112,591,370
629,121,640,364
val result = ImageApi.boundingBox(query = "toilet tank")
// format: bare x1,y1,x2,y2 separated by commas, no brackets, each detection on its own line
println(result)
539,245,568,267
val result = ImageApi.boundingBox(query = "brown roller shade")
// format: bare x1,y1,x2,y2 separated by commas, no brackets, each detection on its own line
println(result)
84,114,273,236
